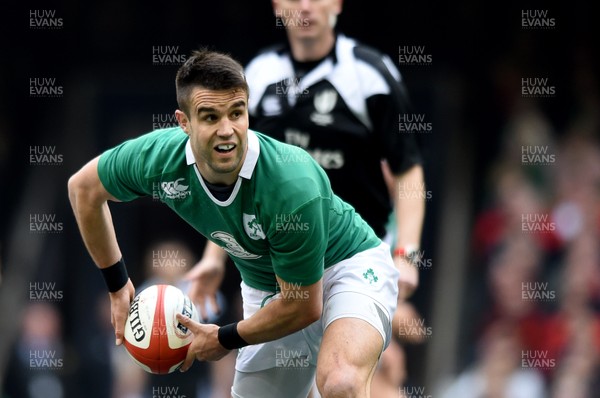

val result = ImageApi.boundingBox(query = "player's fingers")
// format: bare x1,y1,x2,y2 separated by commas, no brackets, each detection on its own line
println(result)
177,313,200,372
179,340,196,372
110,311,116,334
109,279,135,346
183,263,205,280
176,312,201,334
183,268,199,281
113,308,126,346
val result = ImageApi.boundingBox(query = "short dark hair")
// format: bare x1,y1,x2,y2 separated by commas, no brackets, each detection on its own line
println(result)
175,48,249,116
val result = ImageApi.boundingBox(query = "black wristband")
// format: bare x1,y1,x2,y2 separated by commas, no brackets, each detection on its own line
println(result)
100,258,129,293
218,322,249,350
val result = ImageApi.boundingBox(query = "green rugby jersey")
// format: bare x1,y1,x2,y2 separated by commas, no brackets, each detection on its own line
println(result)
98,127,380,292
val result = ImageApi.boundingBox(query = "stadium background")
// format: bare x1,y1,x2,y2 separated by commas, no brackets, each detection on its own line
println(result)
1,0,598,397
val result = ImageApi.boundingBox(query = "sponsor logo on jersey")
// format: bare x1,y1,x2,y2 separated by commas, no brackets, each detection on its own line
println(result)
160,178,191,200
284,129,310,148
211,231,262,259
243,214,266,240
310,89,337,126
283,128,345,169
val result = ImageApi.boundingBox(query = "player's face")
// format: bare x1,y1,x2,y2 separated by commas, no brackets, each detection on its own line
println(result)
176,87,249,185
273,0,342,40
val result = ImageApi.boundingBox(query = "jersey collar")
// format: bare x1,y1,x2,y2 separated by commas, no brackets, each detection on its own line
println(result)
185,129,260,180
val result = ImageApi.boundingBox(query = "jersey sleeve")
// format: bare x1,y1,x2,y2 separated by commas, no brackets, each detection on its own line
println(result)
267,196,329,286
367,90,422,174
356,48,423,174
97,137,150,202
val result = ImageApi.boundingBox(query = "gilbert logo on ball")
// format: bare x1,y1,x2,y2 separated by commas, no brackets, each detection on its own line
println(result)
123,284,198,374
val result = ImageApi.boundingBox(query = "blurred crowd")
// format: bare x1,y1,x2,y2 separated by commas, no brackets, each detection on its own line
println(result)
440,52,600,397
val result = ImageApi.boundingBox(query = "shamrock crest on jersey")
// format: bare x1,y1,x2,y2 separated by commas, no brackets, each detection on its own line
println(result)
363,268,379,285
243,214,266,240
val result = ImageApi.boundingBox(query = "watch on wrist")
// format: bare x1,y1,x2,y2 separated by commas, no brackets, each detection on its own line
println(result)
393,246,421,266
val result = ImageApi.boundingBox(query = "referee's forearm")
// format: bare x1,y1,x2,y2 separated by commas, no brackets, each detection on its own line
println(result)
394,164,425,249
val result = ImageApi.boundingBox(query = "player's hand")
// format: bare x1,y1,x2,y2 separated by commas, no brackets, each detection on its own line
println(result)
108,278,135,346
395,256,419,301
176,314,228,371
184,257,225,321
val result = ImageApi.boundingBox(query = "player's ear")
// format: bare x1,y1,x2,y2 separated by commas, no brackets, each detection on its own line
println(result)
175,110,190,134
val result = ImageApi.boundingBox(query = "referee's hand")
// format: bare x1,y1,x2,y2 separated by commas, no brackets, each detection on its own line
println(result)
395,256,419,301
184,258,225,322
108,279,135,345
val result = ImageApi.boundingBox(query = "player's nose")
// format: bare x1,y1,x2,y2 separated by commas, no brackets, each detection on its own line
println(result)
299,0,312,12
216,118,234,137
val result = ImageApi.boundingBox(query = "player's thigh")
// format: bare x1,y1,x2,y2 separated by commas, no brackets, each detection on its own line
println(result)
316,317,383,390
231,366,316,398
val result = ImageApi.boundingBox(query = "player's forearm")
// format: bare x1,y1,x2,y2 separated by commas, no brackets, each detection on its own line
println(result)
237,280,323,344
72,201,122,268
68,159,122,268
237,299,320,344
394,164,425,250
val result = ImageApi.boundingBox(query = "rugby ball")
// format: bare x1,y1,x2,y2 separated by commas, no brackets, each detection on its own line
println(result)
123,284,198,374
